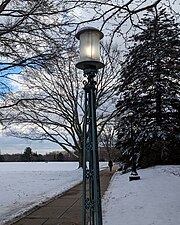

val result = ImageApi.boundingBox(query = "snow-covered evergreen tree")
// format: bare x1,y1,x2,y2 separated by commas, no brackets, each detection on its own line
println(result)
116,8,180,167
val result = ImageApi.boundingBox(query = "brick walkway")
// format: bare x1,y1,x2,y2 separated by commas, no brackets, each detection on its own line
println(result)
8,167,117,225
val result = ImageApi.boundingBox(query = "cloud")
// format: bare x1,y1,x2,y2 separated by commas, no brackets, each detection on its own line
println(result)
0,135,61,155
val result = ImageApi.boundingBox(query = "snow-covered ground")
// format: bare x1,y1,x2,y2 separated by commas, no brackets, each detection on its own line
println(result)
0,161,108,224
102,165,180,225
0,162,180,225
0,162,82,224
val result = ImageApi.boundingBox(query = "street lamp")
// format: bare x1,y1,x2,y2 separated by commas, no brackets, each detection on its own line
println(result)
128,112,140,181
76,27,104,70
75,27,104,225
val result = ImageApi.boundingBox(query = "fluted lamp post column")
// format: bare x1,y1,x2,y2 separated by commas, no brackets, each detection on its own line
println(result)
75,27,104,225
128,112,140,181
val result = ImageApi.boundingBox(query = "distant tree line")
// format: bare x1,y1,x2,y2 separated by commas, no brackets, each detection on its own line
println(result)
0,146,111,162
0,147,77,162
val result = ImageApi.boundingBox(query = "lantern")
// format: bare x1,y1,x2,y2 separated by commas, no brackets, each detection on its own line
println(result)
75,27,104,70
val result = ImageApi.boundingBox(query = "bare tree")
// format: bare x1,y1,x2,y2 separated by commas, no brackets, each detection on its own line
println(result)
66,0,179,40
1,44,121,167
1,0,178,98
99,121,117,160
0,0,74,101
1,0,178,107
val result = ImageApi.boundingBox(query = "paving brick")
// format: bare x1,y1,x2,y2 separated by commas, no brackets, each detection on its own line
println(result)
11,218,48,225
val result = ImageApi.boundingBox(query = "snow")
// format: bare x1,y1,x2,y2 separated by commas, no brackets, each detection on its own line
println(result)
0,162,180,225
102,165,180,225
0,162,81,224
0,162,107,224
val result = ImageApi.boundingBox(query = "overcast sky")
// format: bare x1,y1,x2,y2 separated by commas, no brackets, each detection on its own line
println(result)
0,134,62,155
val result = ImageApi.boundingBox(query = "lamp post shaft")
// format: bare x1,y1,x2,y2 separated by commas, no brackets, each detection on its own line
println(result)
129,114,140,181
130,117,137,175
82,68,102,225
75,26,104,223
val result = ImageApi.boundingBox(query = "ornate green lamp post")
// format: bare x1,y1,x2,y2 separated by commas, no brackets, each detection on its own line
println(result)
128,112,140,181
75,27,104,225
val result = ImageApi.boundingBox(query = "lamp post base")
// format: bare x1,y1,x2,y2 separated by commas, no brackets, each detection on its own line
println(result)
129,174,140,181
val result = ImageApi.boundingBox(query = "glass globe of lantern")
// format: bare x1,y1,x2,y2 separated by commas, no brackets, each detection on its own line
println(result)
75,27,104,70
128,112,134,117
